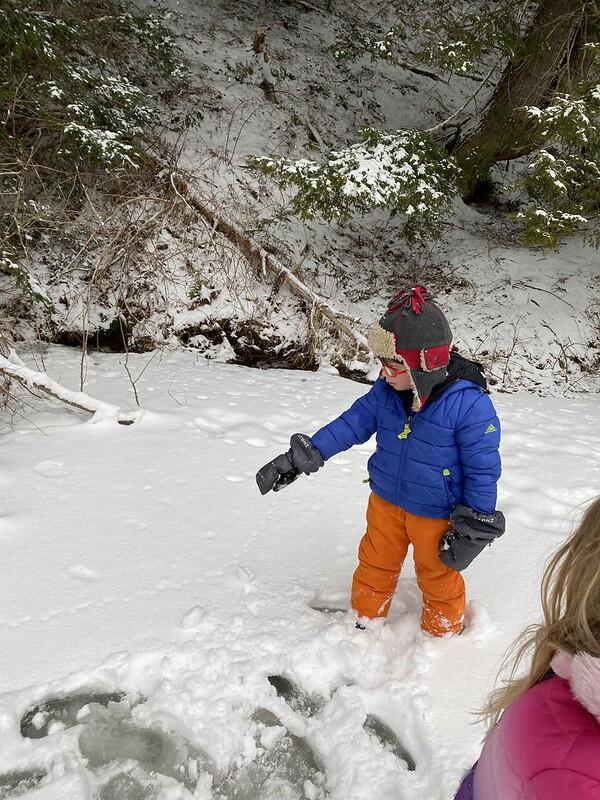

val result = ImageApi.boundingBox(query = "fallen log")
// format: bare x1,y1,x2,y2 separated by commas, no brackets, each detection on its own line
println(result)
170,173,369,353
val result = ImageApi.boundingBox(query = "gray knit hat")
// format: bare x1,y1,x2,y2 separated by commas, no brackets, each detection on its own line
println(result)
367,286,452,410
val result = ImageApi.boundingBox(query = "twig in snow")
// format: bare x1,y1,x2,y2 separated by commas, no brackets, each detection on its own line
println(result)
291,0,326,12
306,116,326,148
427,55,502,134
121,342,160,409
501,321,521,386
514,280,579,311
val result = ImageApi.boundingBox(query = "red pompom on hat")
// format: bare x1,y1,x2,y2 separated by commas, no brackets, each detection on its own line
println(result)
367,286,452,410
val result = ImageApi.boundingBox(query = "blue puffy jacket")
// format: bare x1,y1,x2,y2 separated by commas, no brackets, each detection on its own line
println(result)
311,356,501,519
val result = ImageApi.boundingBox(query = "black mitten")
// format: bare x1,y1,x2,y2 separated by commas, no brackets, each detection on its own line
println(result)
256,434,323,495
256,452,298,495
289,433,324,474
439,505,506,571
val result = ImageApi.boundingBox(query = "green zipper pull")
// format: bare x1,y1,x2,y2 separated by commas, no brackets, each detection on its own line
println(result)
398,422,411,440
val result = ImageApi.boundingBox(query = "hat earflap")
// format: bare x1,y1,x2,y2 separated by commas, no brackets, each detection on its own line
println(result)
366,322,398,361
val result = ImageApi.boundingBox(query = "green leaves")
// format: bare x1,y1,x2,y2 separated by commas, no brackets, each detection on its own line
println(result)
251,129,458,241
0,1,183,168
332,0,530,76
0,0,186,308
519,85,600,247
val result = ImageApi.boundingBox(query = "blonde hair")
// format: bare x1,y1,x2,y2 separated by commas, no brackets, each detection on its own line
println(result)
481,496,600,729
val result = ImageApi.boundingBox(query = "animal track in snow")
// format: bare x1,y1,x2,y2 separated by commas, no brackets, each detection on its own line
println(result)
123,519,148,532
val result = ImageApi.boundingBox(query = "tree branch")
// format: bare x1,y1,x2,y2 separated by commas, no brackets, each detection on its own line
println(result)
170,174,369,353
0,352,138,424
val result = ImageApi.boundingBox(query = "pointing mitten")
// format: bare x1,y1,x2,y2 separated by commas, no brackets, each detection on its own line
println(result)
256,433,323,495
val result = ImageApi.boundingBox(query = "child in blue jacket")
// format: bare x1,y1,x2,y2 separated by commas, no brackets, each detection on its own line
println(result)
257,287,504,635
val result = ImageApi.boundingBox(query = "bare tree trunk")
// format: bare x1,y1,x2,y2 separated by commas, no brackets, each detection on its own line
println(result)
454,0,589,200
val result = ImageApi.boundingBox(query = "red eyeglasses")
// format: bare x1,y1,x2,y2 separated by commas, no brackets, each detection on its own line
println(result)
380,360,408,378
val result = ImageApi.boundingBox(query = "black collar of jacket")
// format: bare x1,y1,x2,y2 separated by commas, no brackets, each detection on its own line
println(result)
427,352,488,404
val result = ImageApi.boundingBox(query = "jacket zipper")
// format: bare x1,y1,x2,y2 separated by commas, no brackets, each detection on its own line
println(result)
396,408,414,502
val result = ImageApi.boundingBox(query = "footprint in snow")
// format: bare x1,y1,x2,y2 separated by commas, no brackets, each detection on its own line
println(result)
67,564,100,582
123,519,148,532
20,690,129,739
33,460,69,478
243,437,269,448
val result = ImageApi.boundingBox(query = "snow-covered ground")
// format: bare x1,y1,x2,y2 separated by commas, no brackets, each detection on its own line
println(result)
1,346,598,800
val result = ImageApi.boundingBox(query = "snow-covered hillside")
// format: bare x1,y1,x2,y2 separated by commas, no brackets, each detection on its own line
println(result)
3,0,599,395
166,0,600,394
1,347,598,800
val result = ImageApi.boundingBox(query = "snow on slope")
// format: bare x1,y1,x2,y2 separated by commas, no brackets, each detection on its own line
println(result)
157,0,600,393
1,347,598,799
5,0,598,394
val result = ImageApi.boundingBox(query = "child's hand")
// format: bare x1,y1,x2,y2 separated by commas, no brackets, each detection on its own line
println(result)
256,434,324,495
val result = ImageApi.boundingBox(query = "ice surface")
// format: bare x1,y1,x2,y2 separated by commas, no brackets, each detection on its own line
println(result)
99,777,152,800
0,769,46,799
20,691,128,739
78,713,211,791
16,692,212,798
267,675,324,718
215,708,326,800
363,714,416,771
269,674,416,771
96,771,155,800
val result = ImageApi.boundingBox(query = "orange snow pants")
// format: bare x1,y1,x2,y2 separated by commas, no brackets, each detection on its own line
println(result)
351,492,465,636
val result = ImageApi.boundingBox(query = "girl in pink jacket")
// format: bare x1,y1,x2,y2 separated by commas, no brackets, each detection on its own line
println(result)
455,496,600,800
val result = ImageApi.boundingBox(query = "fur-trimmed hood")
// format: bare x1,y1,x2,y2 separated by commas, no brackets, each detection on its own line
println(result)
551,649,600,723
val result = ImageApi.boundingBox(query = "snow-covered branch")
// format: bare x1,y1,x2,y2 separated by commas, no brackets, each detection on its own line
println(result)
0,353,138,424
250,129,457,241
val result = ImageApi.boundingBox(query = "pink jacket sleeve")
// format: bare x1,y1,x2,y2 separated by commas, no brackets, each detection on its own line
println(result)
530,769,600,799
